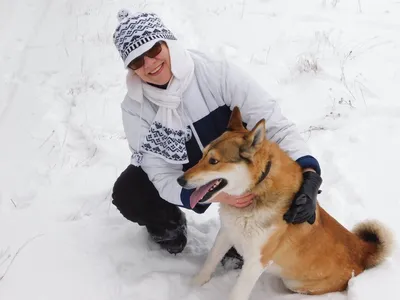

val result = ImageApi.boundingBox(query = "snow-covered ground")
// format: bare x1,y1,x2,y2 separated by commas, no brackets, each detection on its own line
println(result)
1,0,399,299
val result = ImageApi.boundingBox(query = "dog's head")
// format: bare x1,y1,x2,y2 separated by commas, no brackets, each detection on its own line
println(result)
177,106,273,208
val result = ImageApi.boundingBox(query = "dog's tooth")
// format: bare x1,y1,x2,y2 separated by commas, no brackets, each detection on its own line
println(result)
209,181,220,192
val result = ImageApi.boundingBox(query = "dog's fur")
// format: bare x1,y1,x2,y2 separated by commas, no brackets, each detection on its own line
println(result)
178,107,393,300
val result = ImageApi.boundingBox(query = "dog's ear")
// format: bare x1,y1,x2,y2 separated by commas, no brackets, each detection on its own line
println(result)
227,106,245,132
246,119,266,149
240,119,266,158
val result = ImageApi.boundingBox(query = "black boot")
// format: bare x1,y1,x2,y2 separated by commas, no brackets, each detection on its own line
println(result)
112,165,189,254
146,211,187,254
221,247,244,269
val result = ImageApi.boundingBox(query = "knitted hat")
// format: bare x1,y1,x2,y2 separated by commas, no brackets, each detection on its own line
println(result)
113,9,177,68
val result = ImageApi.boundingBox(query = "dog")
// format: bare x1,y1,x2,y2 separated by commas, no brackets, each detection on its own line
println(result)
177,106,393,300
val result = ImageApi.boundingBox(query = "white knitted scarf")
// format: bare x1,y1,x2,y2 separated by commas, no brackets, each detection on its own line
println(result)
126,41,194,165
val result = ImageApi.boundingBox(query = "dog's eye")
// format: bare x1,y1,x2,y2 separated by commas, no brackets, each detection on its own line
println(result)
209,158,219,165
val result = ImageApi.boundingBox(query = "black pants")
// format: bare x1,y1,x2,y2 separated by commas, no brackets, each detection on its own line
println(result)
112,165,243,265
111,165,207,231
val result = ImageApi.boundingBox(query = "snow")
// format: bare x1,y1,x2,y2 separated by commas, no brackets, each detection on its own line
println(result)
1,0,399,299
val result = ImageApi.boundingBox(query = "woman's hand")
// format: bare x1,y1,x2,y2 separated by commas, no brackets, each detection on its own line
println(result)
210,191,254,208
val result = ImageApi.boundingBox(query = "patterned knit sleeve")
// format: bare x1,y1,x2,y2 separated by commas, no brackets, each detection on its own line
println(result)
121,95,211,212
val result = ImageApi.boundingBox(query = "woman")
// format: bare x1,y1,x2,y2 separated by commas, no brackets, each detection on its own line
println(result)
111,9,322,263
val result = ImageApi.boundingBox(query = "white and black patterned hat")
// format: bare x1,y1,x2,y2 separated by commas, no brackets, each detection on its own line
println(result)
113,9,177,68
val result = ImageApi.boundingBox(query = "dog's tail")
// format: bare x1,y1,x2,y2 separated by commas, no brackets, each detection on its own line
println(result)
353,220,394,269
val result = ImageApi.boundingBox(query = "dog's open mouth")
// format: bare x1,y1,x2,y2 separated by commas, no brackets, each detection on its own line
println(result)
189,178,228,208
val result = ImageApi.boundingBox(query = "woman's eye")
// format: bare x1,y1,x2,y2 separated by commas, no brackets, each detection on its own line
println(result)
209,158,219,165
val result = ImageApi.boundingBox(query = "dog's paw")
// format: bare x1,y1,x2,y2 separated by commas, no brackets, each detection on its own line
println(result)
191,272,211,287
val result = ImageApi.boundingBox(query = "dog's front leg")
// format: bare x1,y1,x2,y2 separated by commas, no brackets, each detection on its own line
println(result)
229,257,264,300
191,227,232,286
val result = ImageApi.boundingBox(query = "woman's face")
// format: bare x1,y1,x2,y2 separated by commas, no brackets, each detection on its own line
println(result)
133,42,172,85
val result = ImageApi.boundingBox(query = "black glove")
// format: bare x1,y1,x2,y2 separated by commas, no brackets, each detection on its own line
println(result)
283,171,322,225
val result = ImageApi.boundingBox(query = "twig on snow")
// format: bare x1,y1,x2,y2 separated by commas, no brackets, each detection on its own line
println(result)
340,51,356,107
0,234,44,282
39,130,55,149
0,247,11,268
10,199,17,208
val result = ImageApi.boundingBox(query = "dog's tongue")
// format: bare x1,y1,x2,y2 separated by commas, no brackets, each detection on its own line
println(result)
190,180,219,208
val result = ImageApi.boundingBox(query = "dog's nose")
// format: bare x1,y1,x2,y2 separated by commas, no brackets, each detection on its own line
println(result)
177,175,187,187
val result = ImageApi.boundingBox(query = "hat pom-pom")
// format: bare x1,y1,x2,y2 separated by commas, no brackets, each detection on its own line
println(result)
117,9,131,22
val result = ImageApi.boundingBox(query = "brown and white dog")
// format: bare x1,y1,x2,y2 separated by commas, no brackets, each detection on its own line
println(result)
177,107,393,300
